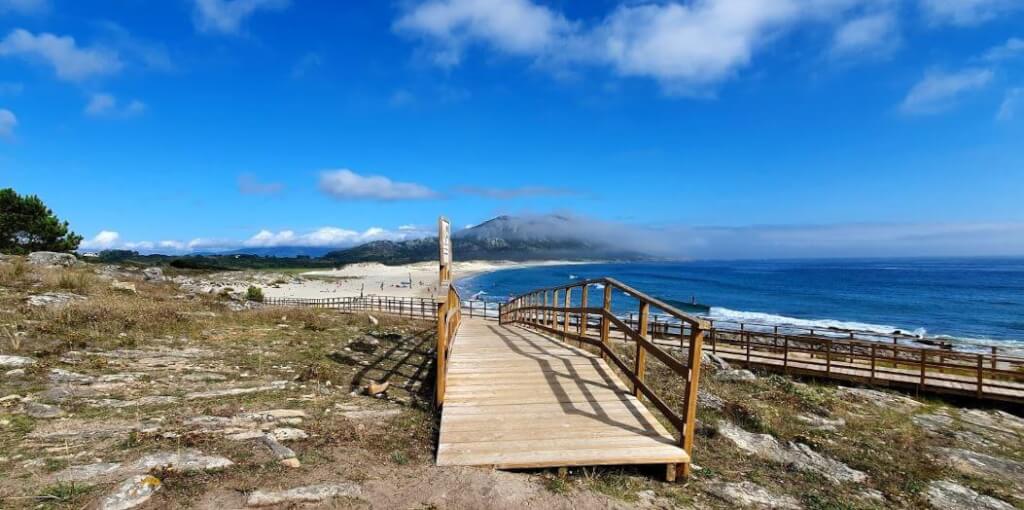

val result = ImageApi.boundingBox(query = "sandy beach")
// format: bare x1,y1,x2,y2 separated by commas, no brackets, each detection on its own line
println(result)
260,260,580,300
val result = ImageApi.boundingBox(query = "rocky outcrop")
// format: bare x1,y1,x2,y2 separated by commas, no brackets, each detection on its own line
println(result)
26,292,85,307
715,369,757,382
835,386,921,411
925,480,1014,510
706,481,802,509
934,448,1024,497
28,251,77,267
100,475,161,510
717,421,867,484
0,355,36,368
142,267,165,281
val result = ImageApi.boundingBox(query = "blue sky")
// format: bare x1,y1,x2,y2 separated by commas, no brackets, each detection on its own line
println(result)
1,0,1023,257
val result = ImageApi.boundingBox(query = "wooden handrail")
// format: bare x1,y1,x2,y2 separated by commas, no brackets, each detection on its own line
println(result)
435,283,461,407
501,277,706,480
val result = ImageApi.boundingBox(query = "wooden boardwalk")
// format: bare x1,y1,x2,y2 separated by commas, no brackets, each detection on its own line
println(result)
437,318,689,470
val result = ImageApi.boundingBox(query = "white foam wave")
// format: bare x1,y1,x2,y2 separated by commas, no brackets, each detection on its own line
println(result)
707,307,926,338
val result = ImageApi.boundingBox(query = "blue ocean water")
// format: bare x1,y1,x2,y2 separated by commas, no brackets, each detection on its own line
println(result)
457,258,1024,348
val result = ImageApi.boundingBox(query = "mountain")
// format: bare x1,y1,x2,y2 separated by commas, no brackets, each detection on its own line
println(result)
219,246,337,258
323,215,650,264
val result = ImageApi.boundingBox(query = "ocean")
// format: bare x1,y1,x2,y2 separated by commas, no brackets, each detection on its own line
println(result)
457,258,1024,351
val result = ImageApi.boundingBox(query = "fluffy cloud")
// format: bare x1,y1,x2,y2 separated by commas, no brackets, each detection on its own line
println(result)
0,29,121,81
318,169,437,201
899,68,993,114
192,0,290,35
919,0,1022,26
0,0,46,14
396,0,899,94
0,108,15,138
997,88,1023,121
237,174,284,195
243,226,421,248
830,11,900,57
984,37,1024,62
84,93,145,117
80,230,121,250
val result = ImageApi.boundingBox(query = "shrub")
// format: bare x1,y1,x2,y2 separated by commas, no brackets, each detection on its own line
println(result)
246,286,264,302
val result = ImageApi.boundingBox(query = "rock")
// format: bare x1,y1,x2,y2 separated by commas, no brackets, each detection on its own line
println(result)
180,372,228,382
836,387,921,411
259,434,296,460
916,408,1024,449
366,381,389,396
111,281,137,294
935,448,1024,495
367,315,379,326
27,292,85,307
129,449,233,473
28,251,77,267
142,267,165,281
715,369,757,382
702,352,732,371
246,483,361,507
0,355,36,368
796,414,845,431
335,405,403,421
279,457,301,468
270,427,308,441
85,396,180,408
24,401,65,419
55,462,123,482
855,489,886,505
100,475,161,510
50,368,94,384
706,481,802,509
4,368,26,378
925,480,1014,510
37,386,75,403
716,421,867,484
184,382,287,400
697,390,725,411
0,394,23,405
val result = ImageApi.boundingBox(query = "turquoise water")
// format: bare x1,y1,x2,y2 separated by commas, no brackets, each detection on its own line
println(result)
457,258,1024,349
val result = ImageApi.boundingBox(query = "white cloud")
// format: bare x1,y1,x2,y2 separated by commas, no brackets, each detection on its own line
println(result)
0,108,15,138
80,230,121,250
830,11,900,57
243,226,416,248
0,29,121,81
983,37,1024,62
0,0,47,15
919,0,1022,26
997,88,1023,121
318,169,438,201
84,93,146,117
899,68,993,115
395,0,895,95
393,0,570,67
192,0,290,35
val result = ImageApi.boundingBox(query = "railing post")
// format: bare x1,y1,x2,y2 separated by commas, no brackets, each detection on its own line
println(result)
553,289,561,331
580,285,589,339
870,343,876,383
563,288,572,342
678,322,706,480
634,300,650,399
826,339,832,374
919,349,926,388
436,294,449,407
977,354,984,398
599,284,612,361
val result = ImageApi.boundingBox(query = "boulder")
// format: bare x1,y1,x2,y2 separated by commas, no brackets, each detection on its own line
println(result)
925,480,1014,510
100,475,161,510
935,448,1024,496
706,481,802,509
26,292,85,307
142,267,165,281
28,251,77,267
702,352,732,371
716,421,867,484
715,369,757,382
0,355,36,368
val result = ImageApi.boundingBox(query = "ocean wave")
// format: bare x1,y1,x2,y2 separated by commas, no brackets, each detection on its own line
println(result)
707,307,927,338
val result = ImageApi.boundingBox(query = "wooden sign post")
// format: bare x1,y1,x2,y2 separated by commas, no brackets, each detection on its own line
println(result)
438,216,452,286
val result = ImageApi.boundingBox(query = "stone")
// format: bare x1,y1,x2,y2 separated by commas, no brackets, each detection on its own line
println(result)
4,368,26,378
129,449,233,473
935,448,1024,496
50,368,94,384
270,427,308,441
85,396,180,408
835,387,921,411
111,281,137,294
796,414,846,431
366,381,389,396
24,401,65,419
916,408,1024,449
100,475,161,510
715,369,757,382
180,373,228,382
142,267,165,281
37,386,75,403
706,481,802,509
717,421,867,484
0,355,36,368
367,315,379,326
925,480,1014,510
701,352,732,371
336,406,403,421
279,457,301,468
28,251,77,267
184,382,287,400
55,462,123,482
246,483,361,507
27,292,85,307
259,434,296,460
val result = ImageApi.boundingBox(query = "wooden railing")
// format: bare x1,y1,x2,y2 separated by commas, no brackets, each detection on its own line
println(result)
435,283,462,406
263,295,437,319
500,277,708,479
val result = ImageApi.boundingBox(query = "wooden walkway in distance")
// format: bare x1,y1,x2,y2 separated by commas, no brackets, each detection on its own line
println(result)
437,318,689,470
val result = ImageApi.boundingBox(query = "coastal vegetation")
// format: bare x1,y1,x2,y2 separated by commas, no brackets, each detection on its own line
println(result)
0,189,82,255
